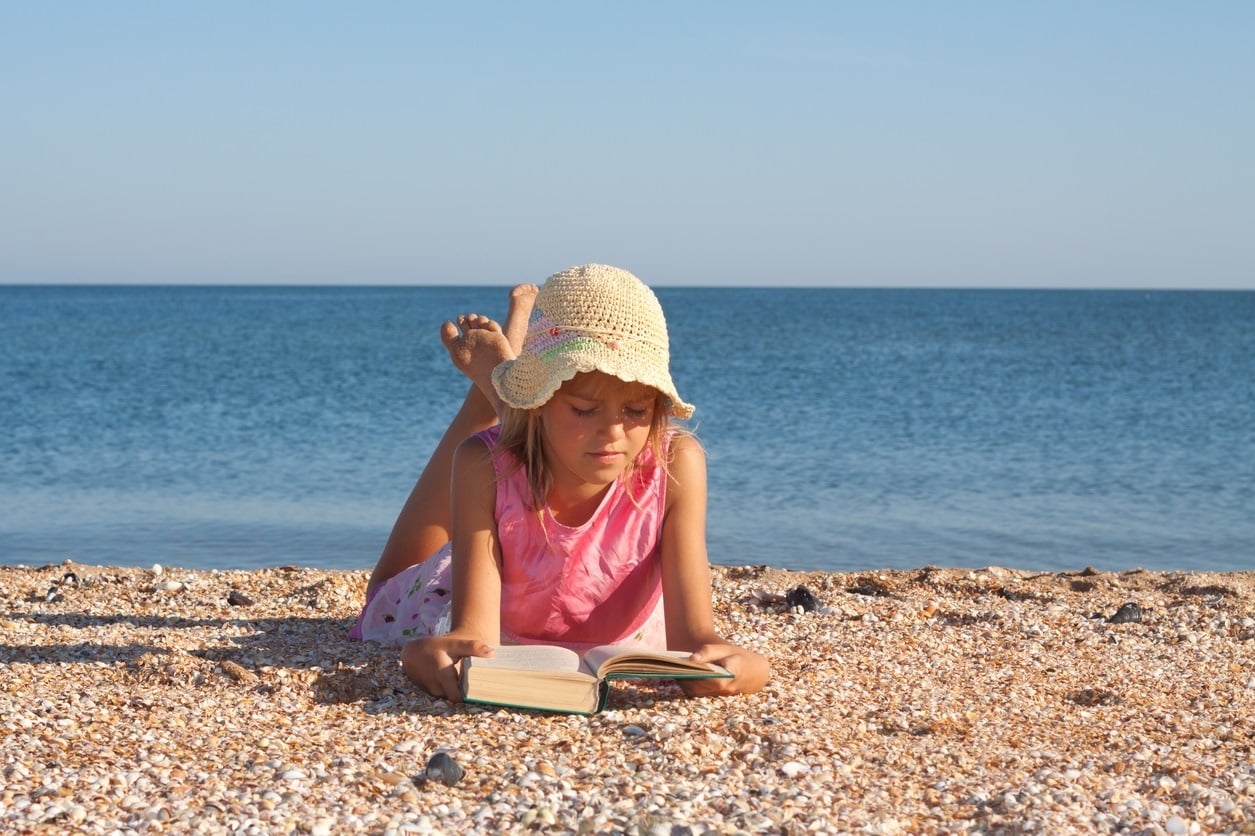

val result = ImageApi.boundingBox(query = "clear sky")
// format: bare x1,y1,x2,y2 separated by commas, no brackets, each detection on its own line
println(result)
3,2,1252,288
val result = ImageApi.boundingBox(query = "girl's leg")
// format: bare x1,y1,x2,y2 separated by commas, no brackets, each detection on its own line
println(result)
366,285,536,595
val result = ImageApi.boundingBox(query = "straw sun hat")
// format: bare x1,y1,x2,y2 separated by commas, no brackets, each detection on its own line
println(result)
491,264,694,419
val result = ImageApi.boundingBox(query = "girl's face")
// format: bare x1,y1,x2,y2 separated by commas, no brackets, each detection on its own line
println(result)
538,371,658,495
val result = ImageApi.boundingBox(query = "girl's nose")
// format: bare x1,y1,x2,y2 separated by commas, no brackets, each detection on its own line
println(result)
600,415,626,439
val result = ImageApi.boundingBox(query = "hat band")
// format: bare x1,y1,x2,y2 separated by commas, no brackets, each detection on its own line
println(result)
525,318,669,352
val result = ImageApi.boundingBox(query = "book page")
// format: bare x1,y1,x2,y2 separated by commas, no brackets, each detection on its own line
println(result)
584,645,728,679
469,644,583,673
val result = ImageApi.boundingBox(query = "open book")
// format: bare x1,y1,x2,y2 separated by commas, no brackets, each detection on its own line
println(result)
460,644,732,714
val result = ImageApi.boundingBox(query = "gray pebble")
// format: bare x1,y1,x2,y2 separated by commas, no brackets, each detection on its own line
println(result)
1107,602,1143,624
424,752,463,786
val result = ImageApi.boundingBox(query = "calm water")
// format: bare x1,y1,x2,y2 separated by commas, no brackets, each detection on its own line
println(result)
2,285,1253,574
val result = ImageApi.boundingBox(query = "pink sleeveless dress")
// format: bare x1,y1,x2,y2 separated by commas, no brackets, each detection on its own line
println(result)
348,426,668,652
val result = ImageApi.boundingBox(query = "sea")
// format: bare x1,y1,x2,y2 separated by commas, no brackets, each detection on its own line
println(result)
2,285,1253,575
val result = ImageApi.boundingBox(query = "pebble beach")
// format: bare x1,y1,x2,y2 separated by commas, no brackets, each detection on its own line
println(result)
2,561,1253,835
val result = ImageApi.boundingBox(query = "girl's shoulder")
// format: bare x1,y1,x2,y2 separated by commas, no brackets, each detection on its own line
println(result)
663,429,704,467
469,425,521,474
473,424,504,448
455,428,498,470
625,429,699,485
661,430,706,512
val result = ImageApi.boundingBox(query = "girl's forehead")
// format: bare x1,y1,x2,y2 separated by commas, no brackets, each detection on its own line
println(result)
560,371,657,401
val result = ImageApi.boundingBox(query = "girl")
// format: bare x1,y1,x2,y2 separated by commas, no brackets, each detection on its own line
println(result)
351,264,769,701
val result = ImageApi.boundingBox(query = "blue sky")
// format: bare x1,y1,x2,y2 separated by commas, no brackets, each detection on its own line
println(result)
3,2,1252,288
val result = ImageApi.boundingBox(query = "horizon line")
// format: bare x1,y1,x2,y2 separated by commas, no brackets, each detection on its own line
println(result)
1,281,1251,292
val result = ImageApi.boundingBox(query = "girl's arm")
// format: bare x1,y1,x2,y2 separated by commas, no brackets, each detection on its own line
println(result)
401,436,502,699
660,434,770,696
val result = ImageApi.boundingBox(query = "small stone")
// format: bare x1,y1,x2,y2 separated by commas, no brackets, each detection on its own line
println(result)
623,724,647,737
1165,815,1188,834
1107,602,1143,624
227,590,255,606
424,752,463,786
220,660,258,684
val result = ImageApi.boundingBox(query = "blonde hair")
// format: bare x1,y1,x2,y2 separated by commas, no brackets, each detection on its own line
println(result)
496,389,673,512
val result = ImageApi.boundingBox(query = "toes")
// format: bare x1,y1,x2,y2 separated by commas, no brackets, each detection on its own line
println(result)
506,287,538,318
461,314,501,333
443,314,504,351
504,286,537,351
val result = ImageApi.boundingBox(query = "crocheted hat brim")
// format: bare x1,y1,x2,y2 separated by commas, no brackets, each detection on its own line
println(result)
489,264,694,419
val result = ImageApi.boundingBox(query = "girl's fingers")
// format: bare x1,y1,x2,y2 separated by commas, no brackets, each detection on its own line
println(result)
449,637,494,659
435,663,463,702
684,642,770,695
689,643,736,667
403,636,495,701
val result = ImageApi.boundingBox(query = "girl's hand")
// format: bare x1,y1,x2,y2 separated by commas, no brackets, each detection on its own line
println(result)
680,643,770,697
401,634,494,701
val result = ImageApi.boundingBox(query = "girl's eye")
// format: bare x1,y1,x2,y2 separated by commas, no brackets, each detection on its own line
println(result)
624,407,650,420
571,405,596,417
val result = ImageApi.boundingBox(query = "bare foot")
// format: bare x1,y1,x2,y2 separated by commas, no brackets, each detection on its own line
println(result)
503,283,538,353
441,314,512,418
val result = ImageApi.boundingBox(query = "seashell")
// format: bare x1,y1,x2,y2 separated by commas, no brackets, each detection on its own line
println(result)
785,586,821,612
424,751,463,786
780,761,809,778
1107,602,1143,624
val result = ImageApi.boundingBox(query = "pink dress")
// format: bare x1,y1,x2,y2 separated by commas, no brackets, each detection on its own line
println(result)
348,426,668,652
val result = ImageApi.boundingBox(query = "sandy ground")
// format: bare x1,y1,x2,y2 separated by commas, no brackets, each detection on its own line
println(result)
2,559,1253,834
